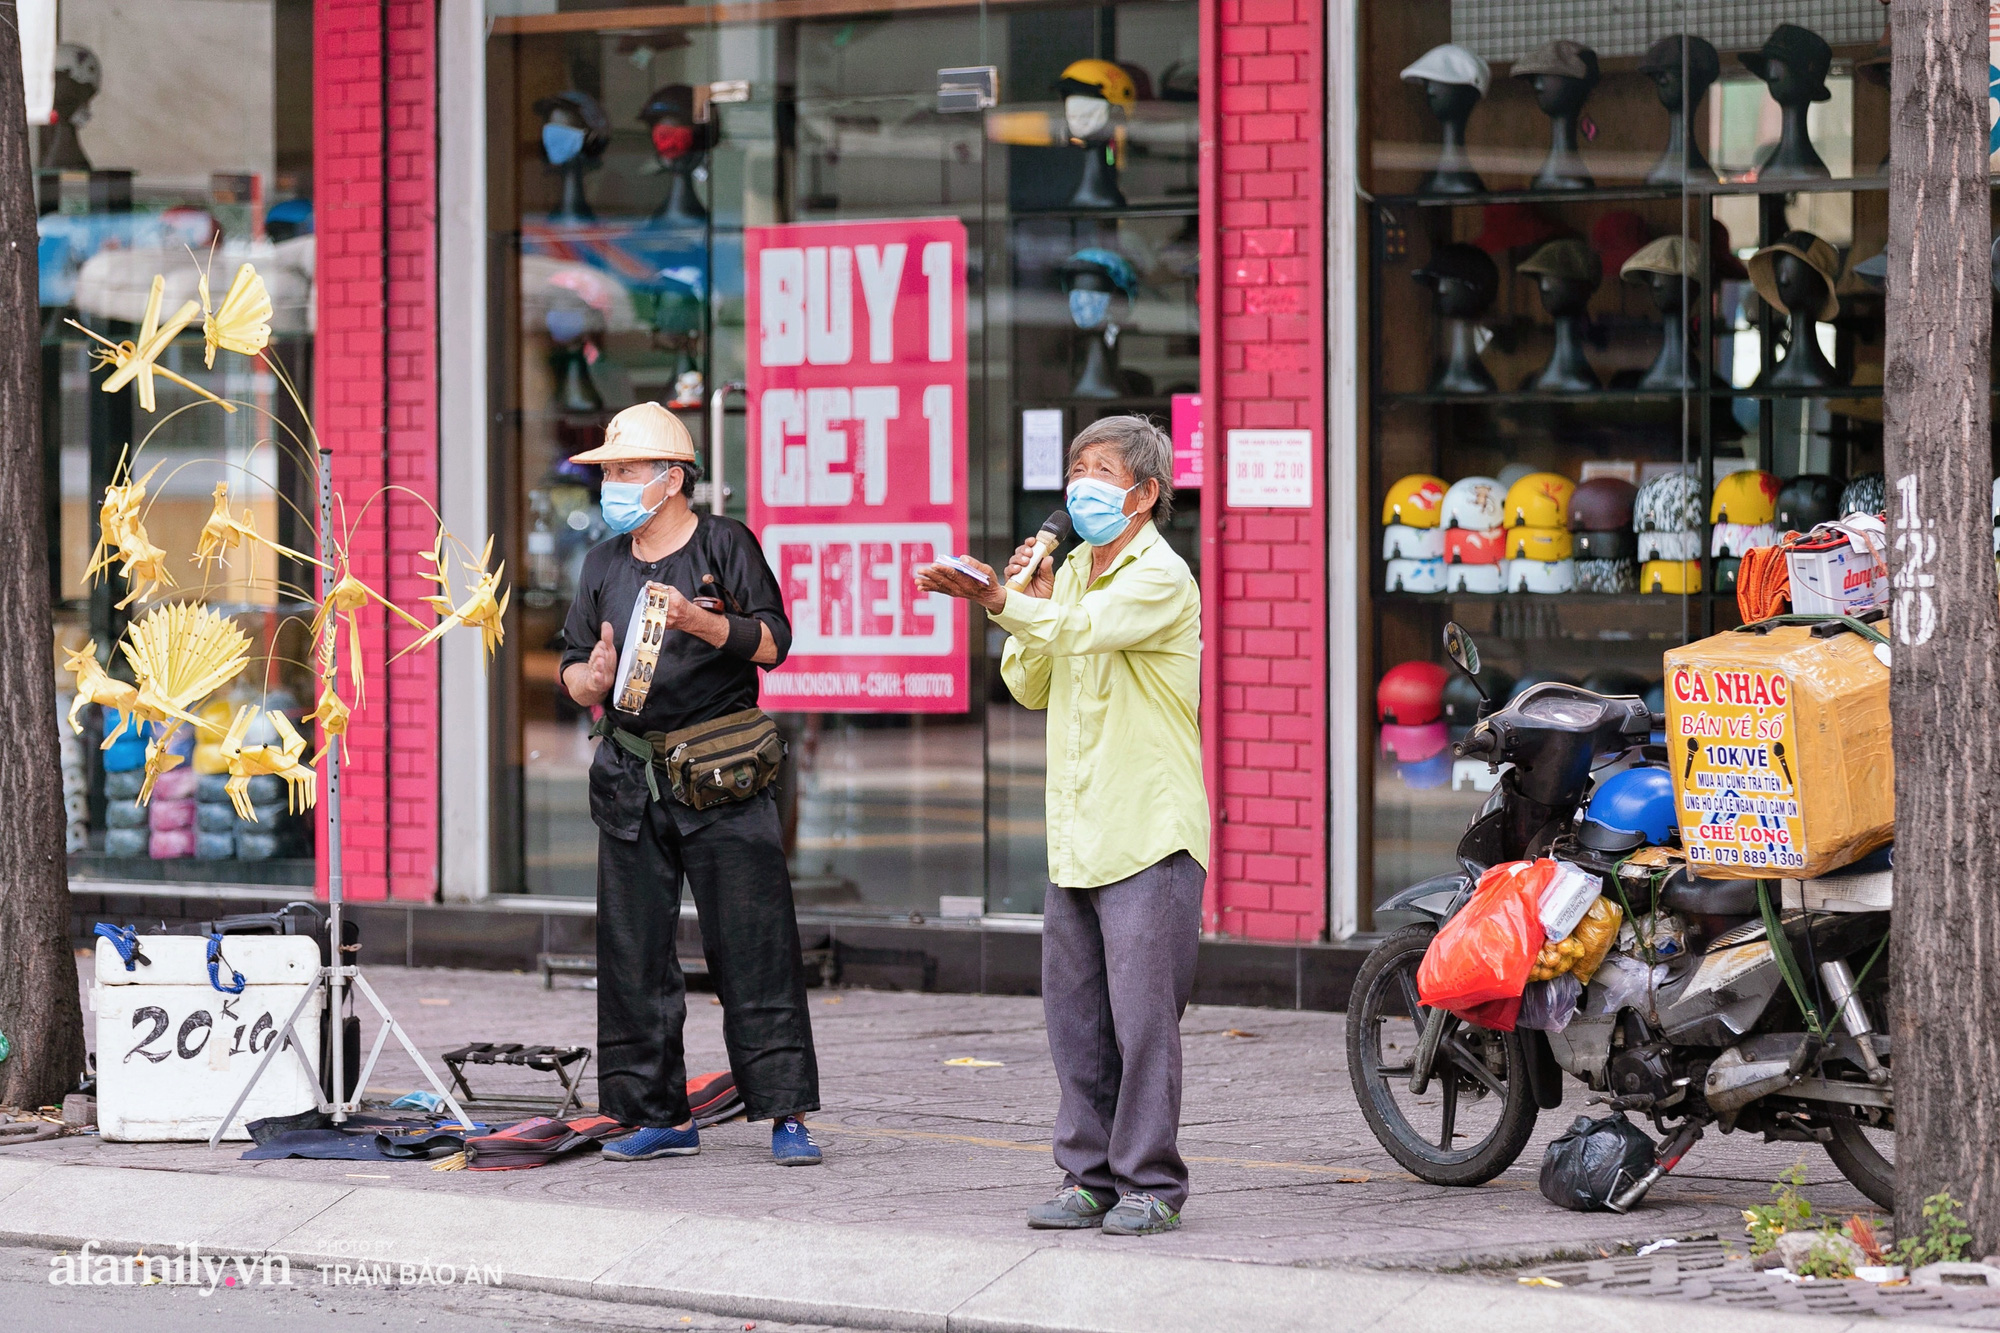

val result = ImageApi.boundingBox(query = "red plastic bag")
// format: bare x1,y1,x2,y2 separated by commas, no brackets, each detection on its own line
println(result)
1416,859,1552,1027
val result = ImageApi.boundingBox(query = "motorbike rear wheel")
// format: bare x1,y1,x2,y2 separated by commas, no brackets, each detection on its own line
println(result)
1346,924,1539,1185
1824,1117,1894,1211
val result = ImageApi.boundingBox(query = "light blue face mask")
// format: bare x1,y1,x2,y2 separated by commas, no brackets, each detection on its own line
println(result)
600,478,663,534
1067,288,1112,331
543,121,587,166
1066,477,1138,546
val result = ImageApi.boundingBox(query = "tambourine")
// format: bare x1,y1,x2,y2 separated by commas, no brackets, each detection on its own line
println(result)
613,581,673,714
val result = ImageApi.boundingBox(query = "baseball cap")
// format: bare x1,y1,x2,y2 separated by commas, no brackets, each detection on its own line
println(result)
1401,43,1490,97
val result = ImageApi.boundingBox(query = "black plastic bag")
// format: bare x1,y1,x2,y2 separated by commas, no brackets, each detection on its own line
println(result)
1538,1112,1657,1211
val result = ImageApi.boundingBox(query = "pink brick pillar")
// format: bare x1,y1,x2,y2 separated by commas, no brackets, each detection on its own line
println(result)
314,1,439,902
1201,0,1327,940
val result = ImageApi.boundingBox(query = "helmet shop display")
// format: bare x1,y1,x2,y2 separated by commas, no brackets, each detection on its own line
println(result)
1380,721,1450,763
1572,528,1636,561
1841,472,1886,517
1637,529,1700,562
1377,661,1450,725
1506,557,1576,593
1574,557,1638,593
1385,557,1446,593
1444,526,1506,564
1442,476,1506,530
1577,766,1677,852
1567,477,1637,532
1383,524,1445,561
1383,474,1448,527
1710,469,1780,525
1503,472,1577,529
1505,526,1574,561
1634,471,1703,533
1057,58,1139,109
1444,562,1504,593
1776,474,1842,532
1710,522,1777,558
1640,559,1701,594
1397,750,1454,790
1714,556,1741,592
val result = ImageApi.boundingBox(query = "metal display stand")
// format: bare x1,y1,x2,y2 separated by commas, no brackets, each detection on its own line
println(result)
209,450,475,1146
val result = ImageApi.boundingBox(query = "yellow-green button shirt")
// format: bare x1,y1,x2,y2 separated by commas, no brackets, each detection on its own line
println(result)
995,521,1209,889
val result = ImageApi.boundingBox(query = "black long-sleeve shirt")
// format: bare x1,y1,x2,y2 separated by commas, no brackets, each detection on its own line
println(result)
559,513,790,839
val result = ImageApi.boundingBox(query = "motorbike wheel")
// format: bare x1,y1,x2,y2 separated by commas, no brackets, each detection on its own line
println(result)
1346,924,1539,1185
1824,1118,1894,1211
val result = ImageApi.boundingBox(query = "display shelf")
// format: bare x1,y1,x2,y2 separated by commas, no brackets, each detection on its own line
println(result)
1375,175,1891,210
1378,385,1887,406
1376,591,1721,607
1009,202,1199,221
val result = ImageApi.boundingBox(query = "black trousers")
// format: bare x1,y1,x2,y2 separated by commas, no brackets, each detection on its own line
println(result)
595,790,820,1126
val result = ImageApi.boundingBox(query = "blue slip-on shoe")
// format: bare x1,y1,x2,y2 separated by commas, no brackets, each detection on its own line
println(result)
601,1124,700,1161
771,1116,823,1166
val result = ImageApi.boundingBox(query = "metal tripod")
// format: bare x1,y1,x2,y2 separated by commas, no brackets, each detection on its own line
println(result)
208,449,474,1146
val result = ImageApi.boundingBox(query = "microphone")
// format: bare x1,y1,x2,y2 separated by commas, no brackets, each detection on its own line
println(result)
1007,509,1073,591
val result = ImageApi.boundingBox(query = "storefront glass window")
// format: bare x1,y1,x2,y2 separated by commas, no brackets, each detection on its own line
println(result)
488,1,1201,913
43,0,316,887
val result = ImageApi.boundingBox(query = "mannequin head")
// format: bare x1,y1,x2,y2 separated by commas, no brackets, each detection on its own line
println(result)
1535,274,1594,319
1512,40,1600,117
1414,243,1499,319
1517,239,1600,317
1422,78,1481,123
51,43,100,126
1638,35,1719,114
639,84,709,170
1741,24,1833,107
1642,270,1687,315
1529,71,1596,118
1772,251,1829,322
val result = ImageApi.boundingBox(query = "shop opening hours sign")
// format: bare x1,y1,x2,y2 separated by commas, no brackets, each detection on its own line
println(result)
746,218,969,713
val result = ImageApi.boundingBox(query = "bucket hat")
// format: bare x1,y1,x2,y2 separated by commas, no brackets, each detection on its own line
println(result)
1748,231,1842,321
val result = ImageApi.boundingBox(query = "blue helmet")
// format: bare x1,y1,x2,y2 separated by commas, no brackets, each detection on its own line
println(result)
1578,766,1677,852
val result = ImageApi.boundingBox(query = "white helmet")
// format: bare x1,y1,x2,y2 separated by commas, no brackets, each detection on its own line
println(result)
1382,524,1445,561
1634,471,1704,532
1505,557,1576,594
1638,528,1699,562
1444,562,1503,594
1574,558,1637,594
1385,557,1447,593
1711,522,1777,558
1441,477,1505,531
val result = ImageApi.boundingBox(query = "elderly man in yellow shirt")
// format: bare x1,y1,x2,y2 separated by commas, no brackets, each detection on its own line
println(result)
917,415,1208,1236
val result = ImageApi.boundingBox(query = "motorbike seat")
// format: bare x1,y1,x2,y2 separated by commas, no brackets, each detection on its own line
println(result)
1657,867,1758,918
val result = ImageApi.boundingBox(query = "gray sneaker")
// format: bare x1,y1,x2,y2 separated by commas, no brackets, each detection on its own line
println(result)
1102,1192,1181,1236
1026,1185,1112,1230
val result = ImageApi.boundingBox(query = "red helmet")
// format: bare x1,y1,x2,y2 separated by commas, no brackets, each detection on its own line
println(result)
1377,661,1449,725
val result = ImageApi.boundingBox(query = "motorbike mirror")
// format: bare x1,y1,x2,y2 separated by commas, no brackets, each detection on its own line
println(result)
1441,621,1485,696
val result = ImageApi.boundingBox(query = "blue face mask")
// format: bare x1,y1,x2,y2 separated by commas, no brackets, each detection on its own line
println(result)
543,122,587,166
600,478,662,534
1067,288,1112,331
1066,477,1138,546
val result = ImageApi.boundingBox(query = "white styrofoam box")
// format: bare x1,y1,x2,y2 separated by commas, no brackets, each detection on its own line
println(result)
1539,861,1603,940
94,935,322,1141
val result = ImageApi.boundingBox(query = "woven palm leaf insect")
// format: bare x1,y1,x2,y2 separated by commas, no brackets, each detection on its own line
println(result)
61,640,139,743
199,261,273,367
306,678,351,765
308,568,426,709
136,723,187,804
66,274,233,414
85,460,174,609
395,531,508,663
219,706,317,820
192,481,321,572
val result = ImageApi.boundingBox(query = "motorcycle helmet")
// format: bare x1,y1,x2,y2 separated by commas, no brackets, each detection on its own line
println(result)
1709,468,1779,525
1377,661,1449,725
1381,720,1450,762
1776,473,1842,533
1567,477,1638,532
1580,667,1650,698
1508,670,1578,702
1503,472,1577,529
1711,521,1777,558
1573,528,1637,561
1383,524,1445,561
1577,766,1678,852
1383,474,1448,527
1715,556,1741,591
1444,527,1506,564
1444,562,1503,593
1057,58,1139,109
1385,557,1446,593
1505,526,1573,561
1841,472,1886,517
1637,528,1699,562
1441,476,1506,531
1441,667,1515,736
1574,557,1638,593
1640,559,1702,594
1505,557,1576,593
1633,471,1703,532
1496,462,1537,490
1398,749,1455,789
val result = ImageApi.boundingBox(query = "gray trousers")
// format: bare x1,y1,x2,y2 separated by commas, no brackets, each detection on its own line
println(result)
1042,851,1205,1212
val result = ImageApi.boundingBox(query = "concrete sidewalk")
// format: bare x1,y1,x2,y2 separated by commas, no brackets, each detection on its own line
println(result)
0,965,1908,1331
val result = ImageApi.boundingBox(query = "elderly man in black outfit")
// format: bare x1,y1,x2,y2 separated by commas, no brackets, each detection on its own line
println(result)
559,402,822,1165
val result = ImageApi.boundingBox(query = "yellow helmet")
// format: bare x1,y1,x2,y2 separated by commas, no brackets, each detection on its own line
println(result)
1058,58,1138,110
1503,472,1577,529
1382,474,1447,528
1640,559,1702,595
1505,526,1574,561
1710,469,1780,525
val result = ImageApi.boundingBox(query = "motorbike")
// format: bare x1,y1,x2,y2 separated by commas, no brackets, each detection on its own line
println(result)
1347,621,1893,1210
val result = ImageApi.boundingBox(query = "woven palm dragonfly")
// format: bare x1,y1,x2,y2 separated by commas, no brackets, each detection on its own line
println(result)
62,260,507,825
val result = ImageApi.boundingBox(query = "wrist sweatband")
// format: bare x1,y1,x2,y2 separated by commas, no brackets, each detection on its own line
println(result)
722,613,763,661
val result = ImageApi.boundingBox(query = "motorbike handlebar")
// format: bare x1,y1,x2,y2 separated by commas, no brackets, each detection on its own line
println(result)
1453,728,1499,759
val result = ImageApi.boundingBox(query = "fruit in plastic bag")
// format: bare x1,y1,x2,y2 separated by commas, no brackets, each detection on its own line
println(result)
1568,897,1624,984
1416,858,1551,1018
1539,1112,1658,1211
1517,973,1584,1032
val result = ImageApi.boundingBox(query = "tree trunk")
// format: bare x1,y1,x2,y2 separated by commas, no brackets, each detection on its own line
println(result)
0,0,84,1109
1886,0,2000,1249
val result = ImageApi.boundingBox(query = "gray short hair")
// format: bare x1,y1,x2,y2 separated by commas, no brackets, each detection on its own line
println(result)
1066,415,1173,526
